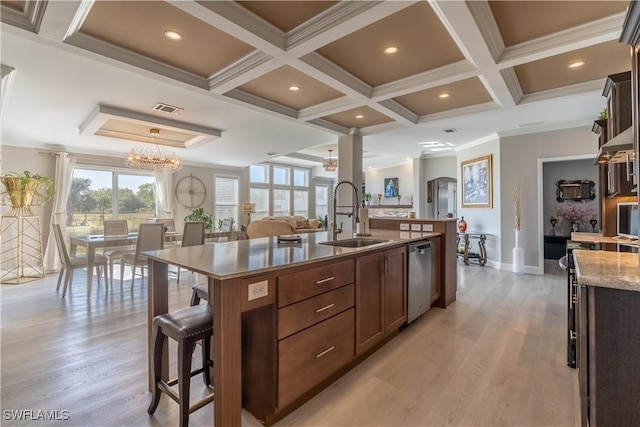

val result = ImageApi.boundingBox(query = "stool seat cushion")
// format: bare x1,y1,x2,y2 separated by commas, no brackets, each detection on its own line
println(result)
154,304,213,340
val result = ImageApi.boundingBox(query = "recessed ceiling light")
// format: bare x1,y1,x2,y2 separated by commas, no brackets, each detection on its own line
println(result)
384,46,398,55
164,30,182,41
289,86,300,91
439,93,450,99
568,61,586,69
355,114,364,119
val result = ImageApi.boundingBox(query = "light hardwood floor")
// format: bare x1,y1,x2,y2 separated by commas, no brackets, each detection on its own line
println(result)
0,261,578,426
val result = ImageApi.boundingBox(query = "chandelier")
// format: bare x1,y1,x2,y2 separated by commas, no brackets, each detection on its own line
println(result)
124,128,183,172
323,149,338,172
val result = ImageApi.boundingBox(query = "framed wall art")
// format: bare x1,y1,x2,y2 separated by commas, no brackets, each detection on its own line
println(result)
384,177,398,198
461,154,492,208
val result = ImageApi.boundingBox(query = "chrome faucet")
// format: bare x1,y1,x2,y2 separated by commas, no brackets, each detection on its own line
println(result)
332,180,360,240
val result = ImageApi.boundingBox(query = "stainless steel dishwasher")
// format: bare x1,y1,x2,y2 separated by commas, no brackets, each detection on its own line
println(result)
407,241,432,324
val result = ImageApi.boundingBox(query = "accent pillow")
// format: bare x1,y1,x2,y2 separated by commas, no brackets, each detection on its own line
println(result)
295,219,310,229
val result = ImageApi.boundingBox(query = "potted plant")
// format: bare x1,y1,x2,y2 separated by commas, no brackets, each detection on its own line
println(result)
184,207,214,231
362,192,372,207
0,170,54,216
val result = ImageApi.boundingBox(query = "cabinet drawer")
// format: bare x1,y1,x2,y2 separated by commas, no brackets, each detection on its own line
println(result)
278,308,354,408
278,284,354,339
278,259,354,307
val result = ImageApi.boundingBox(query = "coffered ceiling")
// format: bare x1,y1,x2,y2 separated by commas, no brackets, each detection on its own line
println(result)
0,0,632,171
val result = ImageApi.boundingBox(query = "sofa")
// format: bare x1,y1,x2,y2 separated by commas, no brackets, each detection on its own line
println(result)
246,216,324,238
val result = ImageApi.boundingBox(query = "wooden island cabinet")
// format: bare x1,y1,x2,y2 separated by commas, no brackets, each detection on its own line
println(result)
573,250,640,427
355,246,407,356
147,230,450,426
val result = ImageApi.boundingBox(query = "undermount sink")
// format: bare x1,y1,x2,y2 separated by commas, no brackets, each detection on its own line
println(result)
319,238,391,248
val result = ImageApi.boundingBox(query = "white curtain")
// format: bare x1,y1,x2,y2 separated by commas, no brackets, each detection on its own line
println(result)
43,153,76,272
155,168,174,219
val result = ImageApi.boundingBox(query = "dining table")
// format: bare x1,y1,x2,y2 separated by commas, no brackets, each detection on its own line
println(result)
69,230,230,298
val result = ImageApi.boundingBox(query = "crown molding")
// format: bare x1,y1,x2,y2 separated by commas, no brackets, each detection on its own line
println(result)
498,12,626,68
464,0,504,63
64,33,210,90
620,0,640,45
223,89,298,119
300,52,372,98
377,99,419,125
372,60,478,100
298,96,360,121
208,51,274,92
500,68,523,105
306,118,350,135
0,0,47,33
416,101,500,125
518,79,604,105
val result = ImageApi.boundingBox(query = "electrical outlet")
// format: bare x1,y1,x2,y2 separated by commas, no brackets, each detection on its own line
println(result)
411,224,422,231
248,280,268,301
400,223,410,230
423,224,434,232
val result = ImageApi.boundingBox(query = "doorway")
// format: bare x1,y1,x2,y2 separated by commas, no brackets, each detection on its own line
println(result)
431,177,457,219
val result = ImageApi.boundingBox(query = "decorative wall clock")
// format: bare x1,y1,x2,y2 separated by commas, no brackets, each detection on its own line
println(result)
175,174,206,208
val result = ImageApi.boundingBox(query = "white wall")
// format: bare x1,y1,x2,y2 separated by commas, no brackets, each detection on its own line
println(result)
365,162,413,206
1,146,56,245
457,136,502,266
500,126,599,271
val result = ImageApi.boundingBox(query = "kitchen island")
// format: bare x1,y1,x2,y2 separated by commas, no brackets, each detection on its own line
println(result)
145,230,446,426
573,250,640,426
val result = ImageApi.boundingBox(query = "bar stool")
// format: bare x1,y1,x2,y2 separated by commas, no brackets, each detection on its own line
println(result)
190,283,209,306
148,304,214,427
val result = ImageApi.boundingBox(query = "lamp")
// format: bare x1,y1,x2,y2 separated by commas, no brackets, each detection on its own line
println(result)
124,128,183,172
242,203,255,224
323,149,338,172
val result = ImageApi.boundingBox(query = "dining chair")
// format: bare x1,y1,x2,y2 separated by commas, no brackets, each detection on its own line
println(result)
156,218,178,246
103,219,135,286
219,218,235,242
52,223,109,298
176,222,205,284
155,218,175,232
120,223,165,287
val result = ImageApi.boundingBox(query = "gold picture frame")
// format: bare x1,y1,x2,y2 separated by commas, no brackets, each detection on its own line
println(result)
461,154,492,208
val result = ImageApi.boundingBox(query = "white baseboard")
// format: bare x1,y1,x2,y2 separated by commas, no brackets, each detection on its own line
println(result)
499,263,543,275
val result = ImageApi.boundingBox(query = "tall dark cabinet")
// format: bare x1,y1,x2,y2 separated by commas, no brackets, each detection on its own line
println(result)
575,4,640,427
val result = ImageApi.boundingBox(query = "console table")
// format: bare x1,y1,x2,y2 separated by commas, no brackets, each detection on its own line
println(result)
544,235,570,260
456,232,487,266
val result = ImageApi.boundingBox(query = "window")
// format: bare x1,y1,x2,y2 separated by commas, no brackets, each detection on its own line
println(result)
293,169,308,187
315,184,329,220
273,166,290,185
273,189,290,216
66,168,156,243
249,164,269,183
249,163,311,218
250,187,270,220
214,176,238,229
294,190,308,217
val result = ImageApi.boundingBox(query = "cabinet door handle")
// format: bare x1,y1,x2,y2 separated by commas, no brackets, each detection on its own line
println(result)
316,277,334,285
315,303,335,313
315,346,335,358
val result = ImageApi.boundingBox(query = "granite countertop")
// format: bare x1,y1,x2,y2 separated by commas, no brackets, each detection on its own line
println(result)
145,230,439,280
570,232,639,248
574,250,640,292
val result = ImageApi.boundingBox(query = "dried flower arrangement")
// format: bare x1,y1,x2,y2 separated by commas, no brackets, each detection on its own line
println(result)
512,184,521,231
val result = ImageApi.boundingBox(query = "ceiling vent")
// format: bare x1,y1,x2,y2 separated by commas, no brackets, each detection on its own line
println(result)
443,128,457,133
153,102,183,115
